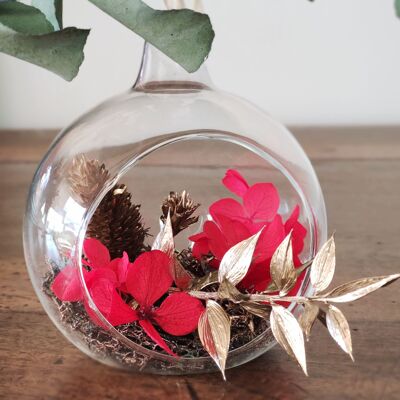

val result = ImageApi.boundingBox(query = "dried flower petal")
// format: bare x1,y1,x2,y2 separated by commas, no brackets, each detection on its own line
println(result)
209,198,246,225
222,169,249,197
270,231,297,296
108,251,130,291
83,237,111,268
204,220,229,259
270,305,307,375
218,229,263,286
198,300,231,380
310,236,336,294
51,265,84,302
326,305,354,361
170,256,193,290
139,319,176,357
126,250,172,308
84,274,138,327
153,292,204,336
319,274,400,303
285,205,307,257
243,183,280,221
254,215,286,263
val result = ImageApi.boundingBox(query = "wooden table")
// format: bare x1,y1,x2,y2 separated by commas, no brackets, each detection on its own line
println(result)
1,127,399,400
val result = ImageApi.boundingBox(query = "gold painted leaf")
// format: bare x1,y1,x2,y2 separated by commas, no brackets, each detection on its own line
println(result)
270,232,297,296
310,236,336,294
218,278,249,303
326,305,354,361
270,305,308,375
190,270,219,290
320,274,400,303
295,259,313,276
299,302,320,341
264,259,312,293
152,212,174,257
218,229,263,286
170,256,193,290
241,301,271,319
264,280,279,293
198,300,231,380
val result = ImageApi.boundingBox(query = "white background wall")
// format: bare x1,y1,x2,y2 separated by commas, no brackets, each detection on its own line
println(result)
1,0,400,129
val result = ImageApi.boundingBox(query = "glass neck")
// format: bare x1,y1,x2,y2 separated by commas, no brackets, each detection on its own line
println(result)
133,42,213,92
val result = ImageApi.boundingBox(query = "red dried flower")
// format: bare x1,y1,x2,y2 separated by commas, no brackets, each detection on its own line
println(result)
124,250,204,356
52,240,204,355
190,169,307,292
51,238,130,302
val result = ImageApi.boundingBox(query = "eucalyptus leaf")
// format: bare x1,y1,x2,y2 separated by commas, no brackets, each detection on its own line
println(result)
0,27,89,81
0,2,89,81
32,0,63,30
0,1,54,34
88,0,214,72
396,0,400,18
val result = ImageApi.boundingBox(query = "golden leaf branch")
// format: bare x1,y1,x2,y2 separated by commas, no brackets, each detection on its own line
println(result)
188,231,400,378
190,272,400,304
151,211,399,379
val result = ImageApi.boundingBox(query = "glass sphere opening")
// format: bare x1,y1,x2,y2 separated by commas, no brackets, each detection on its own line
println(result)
75,129,320,370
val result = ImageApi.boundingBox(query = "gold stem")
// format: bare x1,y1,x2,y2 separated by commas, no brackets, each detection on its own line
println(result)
189,290,308,304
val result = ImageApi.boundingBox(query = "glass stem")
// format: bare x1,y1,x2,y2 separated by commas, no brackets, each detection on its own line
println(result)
133,0,211,90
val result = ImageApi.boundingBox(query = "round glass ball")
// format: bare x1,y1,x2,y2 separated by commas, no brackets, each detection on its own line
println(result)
23,44,327,375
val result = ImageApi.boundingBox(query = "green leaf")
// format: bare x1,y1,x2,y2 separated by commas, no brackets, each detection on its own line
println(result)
396,0,400,18
32,0,63,30
0,1,54,34
88,0,214,73
0,27,89,81
0,2,89,81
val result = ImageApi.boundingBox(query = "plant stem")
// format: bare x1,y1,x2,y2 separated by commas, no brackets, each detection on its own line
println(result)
189,290,308,304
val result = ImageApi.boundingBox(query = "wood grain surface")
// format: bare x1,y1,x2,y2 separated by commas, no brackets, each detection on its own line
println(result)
0,127,399,400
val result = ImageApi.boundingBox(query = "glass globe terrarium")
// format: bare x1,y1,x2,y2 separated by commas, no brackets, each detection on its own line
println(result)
23,40,327,375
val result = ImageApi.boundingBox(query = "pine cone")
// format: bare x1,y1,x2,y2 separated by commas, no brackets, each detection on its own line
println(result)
86,184,149,260
68,155,110,207
161,191,200,236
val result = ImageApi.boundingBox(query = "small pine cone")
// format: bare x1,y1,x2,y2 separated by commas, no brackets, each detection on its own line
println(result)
86,184,148,260
68,155,110,207
161,190,200,236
